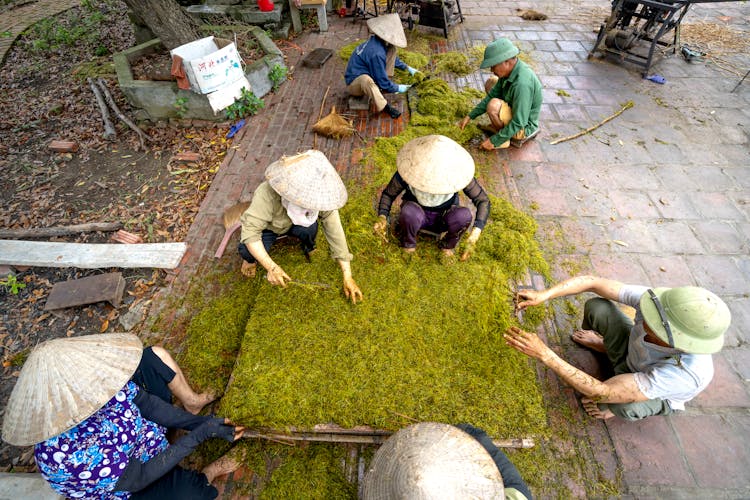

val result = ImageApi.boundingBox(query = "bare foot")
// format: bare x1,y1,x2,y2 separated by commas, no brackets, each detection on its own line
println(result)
183,391,217,415
441,248,455,256
582,398,615,420
241,261,256,278
571,329,606,353
202,454,241,484
402,247,416,254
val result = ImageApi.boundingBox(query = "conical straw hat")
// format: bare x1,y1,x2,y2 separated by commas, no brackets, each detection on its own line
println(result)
367,13,407,48
2,333,143,446
265,150,348,211
362,422,505,499
397,135,475,194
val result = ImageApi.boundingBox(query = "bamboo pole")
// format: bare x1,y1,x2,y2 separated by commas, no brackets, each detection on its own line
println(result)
242,426,535,448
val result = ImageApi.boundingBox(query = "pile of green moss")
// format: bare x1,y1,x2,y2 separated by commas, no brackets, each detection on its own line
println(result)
180,30,578,497
219,67,550,437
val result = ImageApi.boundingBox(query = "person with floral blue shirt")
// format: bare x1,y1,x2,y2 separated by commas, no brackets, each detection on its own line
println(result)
2,333,244,499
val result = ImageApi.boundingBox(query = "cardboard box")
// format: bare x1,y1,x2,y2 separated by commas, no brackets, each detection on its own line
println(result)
170,36,245,95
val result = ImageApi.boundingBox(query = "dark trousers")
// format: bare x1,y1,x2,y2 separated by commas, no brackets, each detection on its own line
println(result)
582,298,674,420
130,466,218,500
237,223,319,263
131,346,176,405
129,349,218,500
398,201,472,249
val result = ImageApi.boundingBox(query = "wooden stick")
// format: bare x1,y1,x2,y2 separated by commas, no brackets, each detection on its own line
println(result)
96,78,154,150
549,100,634,145
390,411,418,422
88,77,116,140
241,426,534,448
313,85,331,149
0,222,122,240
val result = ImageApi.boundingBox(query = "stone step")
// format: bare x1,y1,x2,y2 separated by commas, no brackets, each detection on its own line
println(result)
0,473,63,500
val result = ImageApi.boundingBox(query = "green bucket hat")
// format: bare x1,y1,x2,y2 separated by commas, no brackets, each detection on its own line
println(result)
479,38,520,69
640,287,731,354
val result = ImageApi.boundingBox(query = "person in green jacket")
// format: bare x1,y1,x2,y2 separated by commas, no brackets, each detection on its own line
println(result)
459,38,542,150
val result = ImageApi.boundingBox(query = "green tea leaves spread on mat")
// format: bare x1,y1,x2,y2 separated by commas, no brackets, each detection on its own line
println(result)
218,71,550,436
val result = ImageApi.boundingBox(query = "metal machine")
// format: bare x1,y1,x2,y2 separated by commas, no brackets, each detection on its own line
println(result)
387,0,463,37
588,0,738,75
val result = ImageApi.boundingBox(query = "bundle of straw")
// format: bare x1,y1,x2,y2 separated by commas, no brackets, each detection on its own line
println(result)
312,106,354,139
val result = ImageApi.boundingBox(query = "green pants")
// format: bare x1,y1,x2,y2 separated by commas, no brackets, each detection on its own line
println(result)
582,298,673,421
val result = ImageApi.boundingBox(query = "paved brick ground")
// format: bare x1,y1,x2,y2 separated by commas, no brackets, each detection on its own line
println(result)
201,2,749,498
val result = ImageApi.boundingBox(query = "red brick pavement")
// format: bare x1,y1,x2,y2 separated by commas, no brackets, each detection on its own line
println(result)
170,17,408,289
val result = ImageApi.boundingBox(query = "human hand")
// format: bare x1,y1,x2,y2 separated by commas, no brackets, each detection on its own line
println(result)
343,277,363,304
460,227,481,261
407,66,419,76
515,289,546,310
458,116,471,130
266,264,291,287
397,84,411,93
220,418,246,441
480,138,496,151
373,215,388,239
503,326,550,360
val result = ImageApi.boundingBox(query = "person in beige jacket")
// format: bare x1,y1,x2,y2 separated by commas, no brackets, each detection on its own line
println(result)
238,150,362,304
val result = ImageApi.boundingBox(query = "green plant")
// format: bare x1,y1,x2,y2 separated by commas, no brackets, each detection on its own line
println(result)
0,275,26,295
268,63,287,91
174,96,189,118
225,88,264,121
25,4,106,54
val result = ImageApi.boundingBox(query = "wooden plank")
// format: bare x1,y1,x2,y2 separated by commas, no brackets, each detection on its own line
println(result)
44,272,126,311
0,240,187,269
0,222,122,239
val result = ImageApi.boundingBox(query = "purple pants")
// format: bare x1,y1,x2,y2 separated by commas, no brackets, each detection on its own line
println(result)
398,201,472,249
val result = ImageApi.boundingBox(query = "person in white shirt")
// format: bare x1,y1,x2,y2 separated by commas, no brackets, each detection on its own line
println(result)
505,275,731,421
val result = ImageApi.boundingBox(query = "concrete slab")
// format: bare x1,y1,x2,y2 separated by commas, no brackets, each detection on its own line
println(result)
607,417,693,487
44,272,126,310
671,414,750,489
0,473,62,500
691,353,750,408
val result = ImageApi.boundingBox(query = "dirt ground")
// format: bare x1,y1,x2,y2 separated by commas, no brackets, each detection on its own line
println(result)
0,0,244,469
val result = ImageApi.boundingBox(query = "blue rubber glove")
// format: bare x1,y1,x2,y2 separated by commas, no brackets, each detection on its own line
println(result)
397,84,411,93
407,66,418,76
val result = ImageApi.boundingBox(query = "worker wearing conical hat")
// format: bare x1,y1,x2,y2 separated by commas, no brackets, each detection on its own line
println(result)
459,38,542,150
238,150,363,304
508,276,731,421
374,135,490,260
2,333,244,499
344,13,422,119
361,422,532,500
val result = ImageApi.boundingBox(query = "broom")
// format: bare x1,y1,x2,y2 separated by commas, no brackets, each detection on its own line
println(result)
214,201,251,259
312,105,355,139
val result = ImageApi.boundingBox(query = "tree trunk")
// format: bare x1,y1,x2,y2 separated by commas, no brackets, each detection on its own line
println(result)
122,0,200,50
